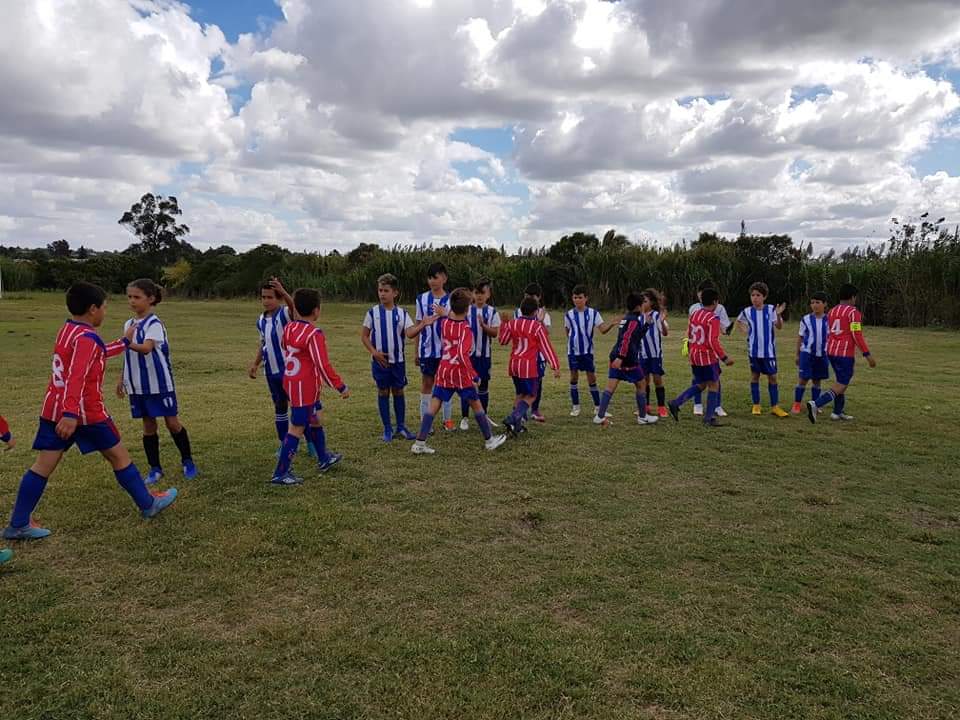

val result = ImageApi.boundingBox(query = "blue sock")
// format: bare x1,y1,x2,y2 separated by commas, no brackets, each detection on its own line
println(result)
704,390,720,423
310,426,327,460
751,382,761,405
589,384,600,406
674,384,700,406
442,399,452,422
769,383,779,407
795,385,805,403
417,413,434,441
420,393,431,420
273,433,300,477
812,385,821,402
598,390,613,418
461,396,470,419
693,390,702,405
475,412,492,440
378,395,391,432
393,393,406,428
114,463,153,511
274,413,288,442
570,384,580,406
512,400,530,425
532,378,543,413
479,391,489,412
10,469,48,528
717,381,722,406
835,394,846,414
815,390,835,408
636,392,647,416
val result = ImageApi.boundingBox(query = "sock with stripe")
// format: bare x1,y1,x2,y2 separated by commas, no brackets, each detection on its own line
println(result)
10,470,48,528
815,390,835,408
377,394,391,433
393,393,407,428
143,433,161,470
114,463,153,512
570,383,580,406
274,413,288,442
589,384,600,407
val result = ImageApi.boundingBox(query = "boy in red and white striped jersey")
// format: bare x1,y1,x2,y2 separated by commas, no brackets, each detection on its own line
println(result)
807,283,876,423
411,288,507,454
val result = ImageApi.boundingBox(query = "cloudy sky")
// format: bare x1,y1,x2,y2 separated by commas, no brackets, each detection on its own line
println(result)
1,0,959,254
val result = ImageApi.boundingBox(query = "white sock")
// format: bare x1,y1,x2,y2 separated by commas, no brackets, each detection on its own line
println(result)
442,399,452,421
420,393,431,419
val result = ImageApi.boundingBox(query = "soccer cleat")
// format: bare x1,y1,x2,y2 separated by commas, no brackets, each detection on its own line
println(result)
182,461,198,480
715,406,728,417
592,413,607,425
411,441,436,455
704,418,725,428
693,403,704,416
806,400,818,424
145,467,164,486
459,418,470,431
394,426,416,440
381,428,394,443
751,404,762,416
532,411,546,423
637,414,659,425
443,419,455,432
569,405,581,417
668,402,680,423
646,405,654,415
487,418,499,428
142,488,178,519
791,402,803,414
658,406,669,418
485,434,508,451
771,406,789,418
830,413,855,422
318,452,343,473
270,472,303,486
3,519,51,540
0,548,12,564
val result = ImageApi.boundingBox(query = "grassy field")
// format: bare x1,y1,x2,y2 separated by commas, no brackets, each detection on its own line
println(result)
1,292,958,720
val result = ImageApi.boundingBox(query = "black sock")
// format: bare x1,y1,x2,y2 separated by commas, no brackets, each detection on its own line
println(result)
170,427,192,463
655,386,666,407
143,434,161,469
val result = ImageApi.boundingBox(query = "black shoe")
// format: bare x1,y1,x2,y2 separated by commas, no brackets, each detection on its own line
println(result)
668,402,680,422
806,400,817,424
704,418,725,427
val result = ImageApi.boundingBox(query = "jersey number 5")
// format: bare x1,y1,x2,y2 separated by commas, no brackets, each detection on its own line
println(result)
284,348,302,377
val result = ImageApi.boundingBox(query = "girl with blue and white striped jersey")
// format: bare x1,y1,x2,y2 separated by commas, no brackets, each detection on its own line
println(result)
639,289,670,417
118,278,197,485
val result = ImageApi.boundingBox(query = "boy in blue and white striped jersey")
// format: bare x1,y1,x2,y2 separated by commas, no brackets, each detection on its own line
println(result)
736,281,788,418
460,278,501,430
415,262,454,429
639,288,670,418
565,284,618,417
117,278,197,484
362,273,439,442
792,291,830,414
249,278,295,443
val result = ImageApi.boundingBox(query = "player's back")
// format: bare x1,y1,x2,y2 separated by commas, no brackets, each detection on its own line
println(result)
41,320,113,423
825,304,864,357
688,308,722,365
41,320,93,420
504,317,547,377
608,313,646,367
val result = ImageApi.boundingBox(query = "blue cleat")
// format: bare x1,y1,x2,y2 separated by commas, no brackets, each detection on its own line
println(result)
0,548,13,564
269,472,303,485
318,452,343,473
3,521,51,540
182,461,198,480
145,467,164,485
142,488,178,519
381,428,394,443
394,426,416,440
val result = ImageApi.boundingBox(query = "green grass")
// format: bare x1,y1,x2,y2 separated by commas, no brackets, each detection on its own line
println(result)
1,292,958,719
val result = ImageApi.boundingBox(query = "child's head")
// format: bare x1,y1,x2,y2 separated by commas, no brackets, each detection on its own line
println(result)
809,291,828,314
749,281,769,307
626,291,644,313
571,284,588,309
523,282,543,301
697,279,715,302
426,262,448,292
66,281,108,326
449,287,473,315
473,277,492,305
377,273,400,306
260,282,281,312
700,287,719,309
519,296,539,318
127,278,163,315
837,283,858,302
641,288,661,313
293,288,322,320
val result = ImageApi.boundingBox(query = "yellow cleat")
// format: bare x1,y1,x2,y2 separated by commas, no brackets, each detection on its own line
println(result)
771,405,789,418
751,404,762,415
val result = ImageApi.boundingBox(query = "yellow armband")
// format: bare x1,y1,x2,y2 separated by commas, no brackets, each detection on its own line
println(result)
850,322,862,332
681,337,689,357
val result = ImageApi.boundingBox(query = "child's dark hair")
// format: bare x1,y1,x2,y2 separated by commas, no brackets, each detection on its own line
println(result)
572,284,588,297
700,288,720,307
427,262,447,278
66,281,107,315
260,282,278,297
642,288,661,312
128,278,163,305
519,296,539,317
749,281,769,298
378,273,399,290
524,282,543,298
450,287,472,315
625,291,644,312
474,277,491,294
697,279,716,292
838,283,858,301
811,291,829,303
293,288,321,317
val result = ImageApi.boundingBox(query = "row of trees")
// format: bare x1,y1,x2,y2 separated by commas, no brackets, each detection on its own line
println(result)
1,195,958,328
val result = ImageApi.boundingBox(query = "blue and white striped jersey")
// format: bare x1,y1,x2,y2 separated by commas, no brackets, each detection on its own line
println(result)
363,304,414,363
564,307,603,355
415,291,450,359
799,312,828,357
257,306,290,378
737,304,779,359
467,304,500,358
640,310,666,359
122,314,175,396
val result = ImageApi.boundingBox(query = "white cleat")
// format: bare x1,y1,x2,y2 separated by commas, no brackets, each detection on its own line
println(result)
411,441,436,455
693,403,704,416
485,433,508,451
569,405,581,417
830,413,855,422
459,418,470,431
593,413,608,425
715,406,728,417
637,414,659,425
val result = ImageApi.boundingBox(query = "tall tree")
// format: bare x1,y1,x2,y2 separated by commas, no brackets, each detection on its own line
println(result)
47,239,71,258
118,193,190,263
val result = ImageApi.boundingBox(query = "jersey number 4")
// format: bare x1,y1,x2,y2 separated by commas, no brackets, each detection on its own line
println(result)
830,319,842,335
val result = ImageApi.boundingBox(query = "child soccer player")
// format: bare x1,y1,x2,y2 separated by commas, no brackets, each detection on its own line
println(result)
807,283,876,423
668,288,735,427
411,289,507,454
249,278,296,443
500,297,562,435
415,262,454,430
736,282,788,417
460,277,500,430
117,278,198,484
639,288,670,418
688,280,732,416
0,415,14,450
564,284,618,418
361,273,438,442
792,291,830,414
514,283,553,422
594,292,657,426
271,289,350,484
4,281,177,540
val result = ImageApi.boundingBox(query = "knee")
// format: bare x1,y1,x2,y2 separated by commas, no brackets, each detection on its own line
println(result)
164,416,183,433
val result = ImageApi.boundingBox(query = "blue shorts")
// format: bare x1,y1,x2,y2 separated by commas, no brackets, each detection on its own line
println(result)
512,377,538,396
749,357,779,376
129,392,178,419
290,402,322,427
568,353,596,373
829,355,855,385
691,363,720,385
372,360,407,390
266,374,287,407
420,357,440,378
432,385,478,403
608,365,645,383
471,357,492,382
32,417,121,455
641,357,665,376
799,352,830,381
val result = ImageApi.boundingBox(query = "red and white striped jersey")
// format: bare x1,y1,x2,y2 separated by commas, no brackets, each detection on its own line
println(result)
687,309,727,366
498,317,560,379
281,321,346,408
435,318,477,389
825,304,870,358
40,320,125,424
